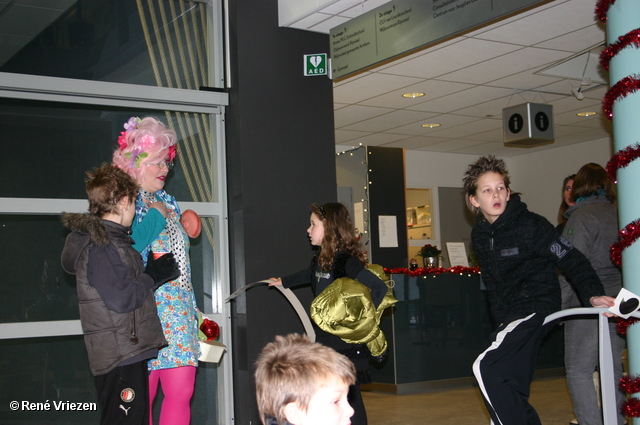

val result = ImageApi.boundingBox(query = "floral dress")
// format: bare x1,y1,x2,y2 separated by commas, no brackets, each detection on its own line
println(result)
134,190,201,370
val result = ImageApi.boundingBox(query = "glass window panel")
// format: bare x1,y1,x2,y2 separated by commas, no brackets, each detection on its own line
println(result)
0,0,212,89
0,98,215,202
0,215,78,324
0,336,220,424
0,336,99,423
181,216,216,312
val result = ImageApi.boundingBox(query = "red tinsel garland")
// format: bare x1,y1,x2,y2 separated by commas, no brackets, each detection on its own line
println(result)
385,266,480,277
621,375,640,394
622,397,640,418
600,29,640,71
595,0,616,22
606,143,640,182
603,75,640,120
611,219,640,267
599,2,640,417
620,375,640,417
617,317,640,335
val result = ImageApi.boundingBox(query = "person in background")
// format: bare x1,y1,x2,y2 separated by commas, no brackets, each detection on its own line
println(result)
61,164,179,425
462,155,615,425
254,333,355,425
113,116,200,425
559,163,626,425
556,174,576,234
269,202,388,425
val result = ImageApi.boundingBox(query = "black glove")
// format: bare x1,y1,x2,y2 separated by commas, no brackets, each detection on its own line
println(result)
144,252,181,288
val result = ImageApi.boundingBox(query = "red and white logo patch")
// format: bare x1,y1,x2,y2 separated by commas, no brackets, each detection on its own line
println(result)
120,388,135,403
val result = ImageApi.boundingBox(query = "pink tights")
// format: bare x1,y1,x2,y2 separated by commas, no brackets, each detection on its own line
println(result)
148,366,196,425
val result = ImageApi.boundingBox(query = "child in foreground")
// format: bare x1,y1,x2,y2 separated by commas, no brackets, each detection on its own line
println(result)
462,155,615,425
255,333,356,425
61,164,179,425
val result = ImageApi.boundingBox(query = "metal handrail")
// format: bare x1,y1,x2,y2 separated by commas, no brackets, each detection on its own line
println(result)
543,307,640,425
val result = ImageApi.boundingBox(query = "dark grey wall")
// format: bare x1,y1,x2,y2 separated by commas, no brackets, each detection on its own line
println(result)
438,187,475,268
226,1,337,423
367,146,408,268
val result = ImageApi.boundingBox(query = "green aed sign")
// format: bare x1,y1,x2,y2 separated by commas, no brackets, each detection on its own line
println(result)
304,53,327,76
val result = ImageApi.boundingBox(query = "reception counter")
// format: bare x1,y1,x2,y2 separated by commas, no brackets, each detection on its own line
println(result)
365,273,564,393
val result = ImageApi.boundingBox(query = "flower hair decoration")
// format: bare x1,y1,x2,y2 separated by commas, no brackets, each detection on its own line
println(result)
124,149,148,169
117,116,142,149
167,145,177,162
117,116,177,167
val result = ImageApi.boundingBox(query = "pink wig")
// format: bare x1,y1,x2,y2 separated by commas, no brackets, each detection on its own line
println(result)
112,117,177,184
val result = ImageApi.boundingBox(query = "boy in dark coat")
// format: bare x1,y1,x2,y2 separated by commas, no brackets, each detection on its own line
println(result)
462,155,615,425
61,164,179,425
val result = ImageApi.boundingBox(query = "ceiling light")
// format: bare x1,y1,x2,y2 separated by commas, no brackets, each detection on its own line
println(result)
572,87,584,100
577,111,598,117
403,92,425,98
421,123,441,128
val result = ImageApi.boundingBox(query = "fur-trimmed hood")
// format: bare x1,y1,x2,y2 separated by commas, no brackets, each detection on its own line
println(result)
60,213,111,275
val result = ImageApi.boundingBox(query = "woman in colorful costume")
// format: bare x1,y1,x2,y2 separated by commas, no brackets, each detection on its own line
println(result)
113,116,200,425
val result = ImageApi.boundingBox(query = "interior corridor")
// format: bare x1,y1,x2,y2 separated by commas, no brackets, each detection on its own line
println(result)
363,376,577,425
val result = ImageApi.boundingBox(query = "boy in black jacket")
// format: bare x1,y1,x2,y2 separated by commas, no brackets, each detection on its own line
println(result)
462,156,615,425
61,164,179,425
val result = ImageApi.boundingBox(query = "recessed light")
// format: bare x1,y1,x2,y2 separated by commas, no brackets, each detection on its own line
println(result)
577,111,598,117
421,123,441,128
402,92,425,98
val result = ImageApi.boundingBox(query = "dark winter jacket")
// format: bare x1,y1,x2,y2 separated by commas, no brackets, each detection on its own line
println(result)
61,213,166,376
472,193,605,324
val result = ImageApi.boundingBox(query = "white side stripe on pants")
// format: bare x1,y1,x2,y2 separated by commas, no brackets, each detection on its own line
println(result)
472,313,536,425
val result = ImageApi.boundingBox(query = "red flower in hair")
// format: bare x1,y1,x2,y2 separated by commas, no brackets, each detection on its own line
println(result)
168,145,177,162
117,132,128,149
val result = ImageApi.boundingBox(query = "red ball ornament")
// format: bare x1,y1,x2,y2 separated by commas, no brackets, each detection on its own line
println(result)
200,318,220,341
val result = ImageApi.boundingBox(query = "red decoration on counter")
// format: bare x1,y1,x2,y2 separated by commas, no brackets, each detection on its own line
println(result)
385,266,480,277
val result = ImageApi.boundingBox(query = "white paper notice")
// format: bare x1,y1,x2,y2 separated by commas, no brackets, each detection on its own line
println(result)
446,242,469,267
354,202,364,235
378,215,398,248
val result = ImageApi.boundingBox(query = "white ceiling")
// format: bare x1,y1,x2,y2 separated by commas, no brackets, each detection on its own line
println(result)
1,0,612,158
282,0,613,157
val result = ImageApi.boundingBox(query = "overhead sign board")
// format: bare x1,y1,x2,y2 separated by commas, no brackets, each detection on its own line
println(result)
329,0,545,79
502,103,554,147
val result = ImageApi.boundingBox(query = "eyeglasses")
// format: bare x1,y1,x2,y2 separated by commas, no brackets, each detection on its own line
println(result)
145,161,174,170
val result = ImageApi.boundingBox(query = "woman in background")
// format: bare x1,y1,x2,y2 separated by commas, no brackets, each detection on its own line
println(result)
559,163,625,425
556,173,575,234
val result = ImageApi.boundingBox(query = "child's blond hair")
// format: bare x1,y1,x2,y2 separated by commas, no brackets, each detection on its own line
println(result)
254,333,356,425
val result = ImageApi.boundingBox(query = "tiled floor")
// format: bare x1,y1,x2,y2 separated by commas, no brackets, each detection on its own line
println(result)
362,376,577,425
